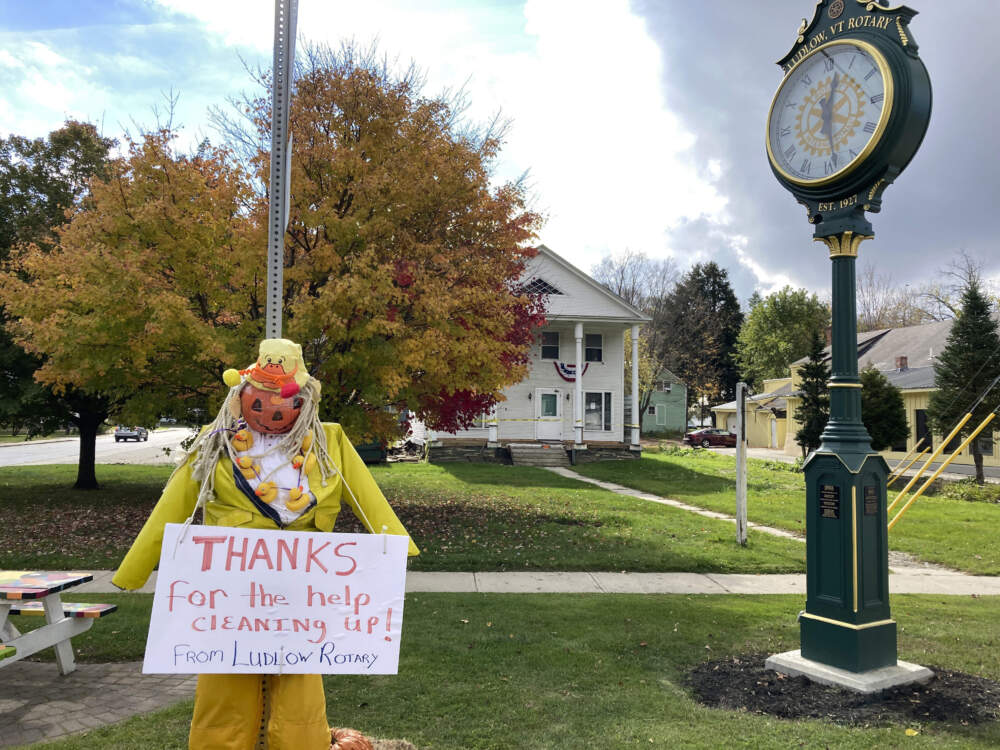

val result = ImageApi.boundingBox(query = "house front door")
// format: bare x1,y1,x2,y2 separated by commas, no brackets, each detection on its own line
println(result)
535,388,563,441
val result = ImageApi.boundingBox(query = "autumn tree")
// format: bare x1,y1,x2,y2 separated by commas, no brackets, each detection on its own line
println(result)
0,121,118,487
794,330,830,457
592,249,677,417
0,130,261,487
926,278,1000,484
217,42,545,440
735,286,830,389
860,365,908,451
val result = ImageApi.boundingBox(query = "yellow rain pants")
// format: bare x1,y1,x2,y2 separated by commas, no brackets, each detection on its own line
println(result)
189,673,329,749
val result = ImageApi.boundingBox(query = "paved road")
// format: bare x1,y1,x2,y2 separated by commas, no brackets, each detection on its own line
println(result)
0,427,191,467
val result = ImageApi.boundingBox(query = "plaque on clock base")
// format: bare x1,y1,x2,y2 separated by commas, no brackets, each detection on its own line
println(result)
766,650,933,695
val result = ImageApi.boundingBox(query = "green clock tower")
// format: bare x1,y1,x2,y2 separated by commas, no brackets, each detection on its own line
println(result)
764,0,933,688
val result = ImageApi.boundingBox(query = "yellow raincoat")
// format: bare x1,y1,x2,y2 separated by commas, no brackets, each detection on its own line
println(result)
113,423,418,750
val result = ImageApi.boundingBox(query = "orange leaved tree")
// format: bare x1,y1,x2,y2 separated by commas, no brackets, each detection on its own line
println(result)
222,43,545,440
0,131,261,486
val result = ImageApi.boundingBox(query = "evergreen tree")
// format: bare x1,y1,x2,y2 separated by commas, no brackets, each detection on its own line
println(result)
926,278,1000,484
860,365,908,451
658,262,743,412
794,330,830,457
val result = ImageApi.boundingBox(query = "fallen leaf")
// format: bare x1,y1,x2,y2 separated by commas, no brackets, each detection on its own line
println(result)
905,728,919,737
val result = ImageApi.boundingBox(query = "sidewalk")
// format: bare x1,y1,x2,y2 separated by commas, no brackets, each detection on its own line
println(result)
75,568,1000,597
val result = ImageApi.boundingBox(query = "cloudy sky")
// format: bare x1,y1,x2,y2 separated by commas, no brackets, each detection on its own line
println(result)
1,0,996,304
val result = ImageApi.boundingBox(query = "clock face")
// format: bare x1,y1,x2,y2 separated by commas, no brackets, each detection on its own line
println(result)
767,40,893,187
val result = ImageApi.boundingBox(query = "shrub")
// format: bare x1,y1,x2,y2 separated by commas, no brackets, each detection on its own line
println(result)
940,478,1000,504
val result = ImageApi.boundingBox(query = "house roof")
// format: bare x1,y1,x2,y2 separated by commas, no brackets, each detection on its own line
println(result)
712,380,793,413
524,245,651,324
791,327,892,367
654,368,684,384
882,364,936,390
791,319,956,370
789,318,963,392
857,320,954,372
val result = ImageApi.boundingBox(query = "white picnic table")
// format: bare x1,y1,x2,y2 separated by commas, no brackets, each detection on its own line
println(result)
0,570,116,675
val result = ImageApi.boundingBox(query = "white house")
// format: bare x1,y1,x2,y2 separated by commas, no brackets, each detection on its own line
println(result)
429,245,651,463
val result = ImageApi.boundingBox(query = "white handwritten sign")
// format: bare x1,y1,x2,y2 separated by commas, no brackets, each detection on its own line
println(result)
143,523,409,675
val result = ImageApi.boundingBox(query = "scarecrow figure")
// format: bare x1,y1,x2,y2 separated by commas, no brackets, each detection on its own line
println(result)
113,339,418,750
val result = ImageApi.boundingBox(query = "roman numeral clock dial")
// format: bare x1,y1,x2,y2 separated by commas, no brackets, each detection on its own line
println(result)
767,40,891,187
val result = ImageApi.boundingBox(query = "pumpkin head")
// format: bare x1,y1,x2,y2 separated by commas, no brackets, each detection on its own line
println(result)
239,382,304,435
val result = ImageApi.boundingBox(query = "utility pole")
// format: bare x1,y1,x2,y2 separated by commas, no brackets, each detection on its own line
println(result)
265,0,298,339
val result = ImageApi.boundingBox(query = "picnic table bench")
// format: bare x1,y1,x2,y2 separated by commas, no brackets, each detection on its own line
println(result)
0,571,117,675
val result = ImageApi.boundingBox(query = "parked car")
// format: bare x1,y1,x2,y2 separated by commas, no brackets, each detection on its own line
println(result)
114,425,149,442
683,428,736,448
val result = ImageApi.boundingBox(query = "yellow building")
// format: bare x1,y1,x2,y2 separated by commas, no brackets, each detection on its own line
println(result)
714,320,1000,468
712,377,792,450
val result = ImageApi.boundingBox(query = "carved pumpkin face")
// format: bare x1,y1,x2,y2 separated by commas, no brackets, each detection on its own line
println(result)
239,383,304,435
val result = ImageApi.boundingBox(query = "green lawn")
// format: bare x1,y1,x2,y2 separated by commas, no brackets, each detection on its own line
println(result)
572,451,1000,575
16,592,1000,750
2,455,997,575
0,462,807,574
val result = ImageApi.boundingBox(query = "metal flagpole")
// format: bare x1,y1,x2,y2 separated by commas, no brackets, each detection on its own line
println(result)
265,0,298,339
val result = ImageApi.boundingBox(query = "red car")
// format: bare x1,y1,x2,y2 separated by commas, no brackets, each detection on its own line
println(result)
683,428,737,448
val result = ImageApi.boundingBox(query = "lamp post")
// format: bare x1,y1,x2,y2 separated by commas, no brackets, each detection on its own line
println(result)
763,0,932,688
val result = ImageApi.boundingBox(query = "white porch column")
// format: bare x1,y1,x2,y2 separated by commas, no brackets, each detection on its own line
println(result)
630,324,640,447
487,403,498,447
574,322,584,446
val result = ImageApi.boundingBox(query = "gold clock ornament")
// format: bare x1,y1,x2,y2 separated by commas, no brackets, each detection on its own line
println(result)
766,39,892,188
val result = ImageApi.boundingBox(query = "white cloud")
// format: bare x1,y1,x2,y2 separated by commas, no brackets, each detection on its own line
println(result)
150,0,273,50
149,0,730,277
507,0,728,271
0,49,23,69
23,41,73,68
728,234,796,295
0,39,112,138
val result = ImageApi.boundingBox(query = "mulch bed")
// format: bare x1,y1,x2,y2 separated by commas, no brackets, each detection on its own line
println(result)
687,653,1000,726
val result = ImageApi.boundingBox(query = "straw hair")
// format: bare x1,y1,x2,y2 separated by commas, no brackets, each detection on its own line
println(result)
329,727,374,750
174,376,335,518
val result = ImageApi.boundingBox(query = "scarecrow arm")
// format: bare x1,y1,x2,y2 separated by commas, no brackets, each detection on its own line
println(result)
111,460,199,590
327,423,420,556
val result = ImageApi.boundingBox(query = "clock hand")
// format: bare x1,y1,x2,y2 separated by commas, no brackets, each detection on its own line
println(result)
824,72,840,164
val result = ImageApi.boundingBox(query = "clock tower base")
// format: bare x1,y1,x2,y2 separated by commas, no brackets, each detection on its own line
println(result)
766,649,933,694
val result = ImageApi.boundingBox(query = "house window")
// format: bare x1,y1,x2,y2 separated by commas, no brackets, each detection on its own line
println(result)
655,404,666,426
541,331,559,360
585,333,603,362
646,406,656,416
915,409,932,451
585,391,612,431
472,413,491,430
524,278,563,296
656,380,672,392
945,432,962,454
978,434,995,456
